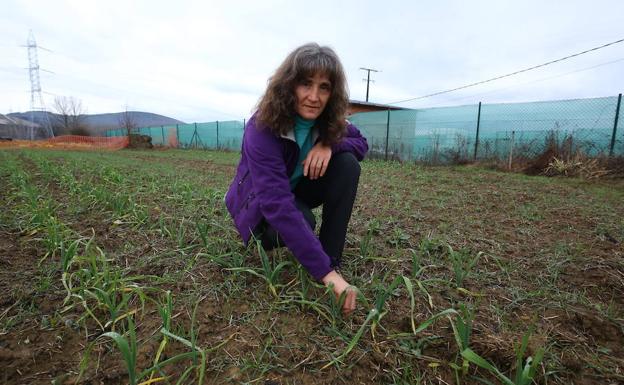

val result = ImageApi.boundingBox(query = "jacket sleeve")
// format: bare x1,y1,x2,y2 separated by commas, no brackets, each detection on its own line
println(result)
243,123,333,281
331,122,369,161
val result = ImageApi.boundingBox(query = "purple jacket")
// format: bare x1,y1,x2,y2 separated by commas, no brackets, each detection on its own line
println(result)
224,115,368,280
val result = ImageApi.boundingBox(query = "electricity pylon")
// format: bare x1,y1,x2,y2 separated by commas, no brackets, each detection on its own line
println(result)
26,30,54,139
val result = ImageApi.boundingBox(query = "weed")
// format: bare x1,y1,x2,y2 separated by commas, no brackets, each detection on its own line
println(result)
360,219,381,259
389,227,411,248
447,245,482,288
409,248,421,278
461,328,545,385
322,307,378,369
448,303,475,379
195,219,210,248
370,275,408,336
94,316,139,385
62,243,151,331
229,240,292,297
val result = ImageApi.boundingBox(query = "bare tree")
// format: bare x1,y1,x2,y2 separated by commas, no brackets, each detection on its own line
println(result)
118,105,137,136
53,96,87,134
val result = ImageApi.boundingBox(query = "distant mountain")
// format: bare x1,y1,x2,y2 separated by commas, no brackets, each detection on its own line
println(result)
6,111,186,135
0,112,38,127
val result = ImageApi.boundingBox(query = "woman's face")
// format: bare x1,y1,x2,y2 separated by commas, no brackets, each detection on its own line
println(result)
295,72,332,120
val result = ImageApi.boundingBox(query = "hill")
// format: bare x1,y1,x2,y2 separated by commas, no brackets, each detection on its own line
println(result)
6,111,185,135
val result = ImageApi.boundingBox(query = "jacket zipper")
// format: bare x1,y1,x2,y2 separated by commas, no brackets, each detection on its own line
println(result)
238,170,250,187
243,192,255,210
234,191,255,216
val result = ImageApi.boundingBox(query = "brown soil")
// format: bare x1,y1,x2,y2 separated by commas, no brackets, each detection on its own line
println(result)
1,150,623,385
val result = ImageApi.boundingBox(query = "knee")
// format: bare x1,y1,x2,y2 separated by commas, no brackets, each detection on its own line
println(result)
330,152,360,179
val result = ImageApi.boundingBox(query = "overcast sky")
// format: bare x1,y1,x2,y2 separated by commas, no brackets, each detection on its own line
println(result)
2,0,623,122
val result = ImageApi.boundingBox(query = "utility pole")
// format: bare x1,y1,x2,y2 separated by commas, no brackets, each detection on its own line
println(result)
24,30,54,139
359,67,379,102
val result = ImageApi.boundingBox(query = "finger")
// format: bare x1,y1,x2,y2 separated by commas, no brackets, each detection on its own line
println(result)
311,161,319,179
316,160,323,179
314,158,324,179
303,156,310,177
342,303,351,315
310,157,320,179
349,289,357,310
343,290,356,315
344,287,354,308
319,158,329,177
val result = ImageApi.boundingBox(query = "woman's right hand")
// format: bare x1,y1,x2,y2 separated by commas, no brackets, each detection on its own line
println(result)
321,270,357,315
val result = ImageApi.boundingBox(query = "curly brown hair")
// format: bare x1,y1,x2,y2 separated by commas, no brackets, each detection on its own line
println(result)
256,43,349,145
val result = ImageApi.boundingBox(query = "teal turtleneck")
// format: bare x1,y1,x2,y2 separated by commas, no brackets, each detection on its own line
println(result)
289,115,315,190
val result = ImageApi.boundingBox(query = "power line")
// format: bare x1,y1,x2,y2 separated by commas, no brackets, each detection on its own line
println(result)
387,37,624,105
418,56,624,106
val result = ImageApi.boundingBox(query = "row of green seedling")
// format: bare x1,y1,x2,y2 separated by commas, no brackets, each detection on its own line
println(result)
27,152,150,224
79,291,236,385
1,156,139,331
6,157,219,383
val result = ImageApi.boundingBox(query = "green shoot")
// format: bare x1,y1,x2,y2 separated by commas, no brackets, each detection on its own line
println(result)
461,328,545,385
321,307,378,369
448,303,475,377
228,240,291,297
447,245,482,288
97,316,138,385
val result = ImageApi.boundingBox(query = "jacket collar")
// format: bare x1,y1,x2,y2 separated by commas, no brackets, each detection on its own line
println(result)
280,125,320,144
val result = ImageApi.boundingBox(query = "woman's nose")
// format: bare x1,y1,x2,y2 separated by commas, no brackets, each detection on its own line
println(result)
308,86,320,101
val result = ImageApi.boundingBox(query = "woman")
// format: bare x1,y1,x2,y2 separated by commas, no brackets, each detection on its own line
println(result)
225,43,368,314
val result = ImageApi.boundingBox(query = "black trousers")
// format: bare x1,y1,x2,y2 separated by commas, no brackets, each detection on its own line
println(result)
253,152,361,268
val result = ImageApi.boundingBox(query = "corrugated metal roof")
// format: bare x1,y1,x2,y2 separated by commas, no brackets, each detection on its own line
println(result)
0,113,39,127
349,100,406,110
0,113,18,125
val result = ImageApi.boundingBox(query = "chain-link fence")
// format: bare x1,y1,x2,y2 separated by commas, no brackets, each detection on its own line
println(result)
106,94,623,163
106,120,246,150
350,94,623,163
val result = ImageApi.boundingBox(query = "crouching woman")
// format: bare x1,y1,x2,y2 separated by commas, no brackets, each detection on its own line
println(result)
225,43,368,314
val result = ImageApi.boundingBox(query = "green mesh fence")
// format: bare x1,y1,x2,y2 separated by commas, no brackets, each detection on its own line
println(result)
477,96,619,160
106,120,246,150
350,95,622,162
105,95,623,162
349,105,481,162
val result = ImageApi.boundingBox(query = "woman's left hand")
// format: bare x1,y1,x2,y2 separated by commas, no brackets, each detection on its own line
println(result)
303,143,332,180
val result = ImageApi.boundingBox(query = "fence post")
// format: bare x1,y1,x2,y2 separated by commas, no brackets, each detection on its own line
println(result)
474,102,482,161
243,118,246,131
176,124,180,148
508,130,515,170
216,120,219,149
610,93,622,156
194,123,198,148
161,125,165,145
385,108,390,161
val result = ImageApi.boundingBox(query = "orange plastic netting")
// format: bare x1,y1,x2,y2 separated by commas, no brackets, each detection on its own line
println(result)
0,135,129,150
